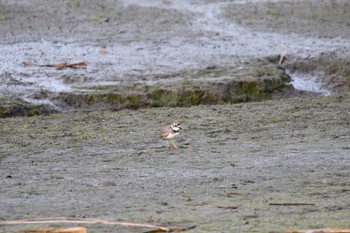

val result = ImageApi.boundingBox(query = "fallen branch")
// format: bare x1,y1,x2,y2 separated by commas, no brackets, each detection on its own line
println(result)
269,203,315,206
0,217,170,232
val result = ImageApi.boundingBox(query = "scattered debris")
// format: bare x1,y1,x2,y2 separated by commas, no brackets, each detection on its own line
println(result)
269,203,315,206
99,49,110,54
144,225,196,233
23,61,36,67
226,192,240,196
217,205,238,209
205,65,217,70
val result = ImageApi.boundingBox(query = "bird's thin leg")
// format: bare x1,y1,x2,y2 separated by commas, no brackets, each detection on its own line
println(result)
171,140,178,148
165,140,170,147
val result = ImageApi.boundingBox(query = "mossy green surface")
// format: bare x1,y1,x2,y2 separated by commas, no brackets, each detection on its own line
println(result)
2,54,346,118
149,87,219,107
5,59,284,117
0,98,56,118
149,88,180,107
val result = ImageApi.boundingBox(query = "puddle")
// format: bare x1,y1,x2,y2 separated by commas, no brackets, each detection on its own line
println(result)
288,71,331,96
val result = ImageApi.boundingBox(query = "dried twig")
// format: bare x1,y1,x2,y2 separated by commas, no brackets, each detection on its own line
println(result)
217,205,238,209
40,62,87,69
24,227,86,233
0,217,170,232
279,49,288,64
226,192,240,196
23,61,87,69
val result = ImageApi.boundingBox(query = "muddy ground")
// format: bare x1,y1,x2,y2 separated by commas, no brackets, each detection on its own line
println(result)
0,0,350,232
1,0,350,116
1,95,350,233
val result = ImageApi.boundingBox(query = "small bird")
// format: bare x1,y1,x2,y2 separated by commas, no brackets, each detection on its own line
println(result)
159,122,182,148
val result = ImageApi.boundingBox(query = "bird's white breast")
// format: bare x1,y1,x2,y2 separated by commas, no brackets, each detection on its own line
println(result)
165,131,179,139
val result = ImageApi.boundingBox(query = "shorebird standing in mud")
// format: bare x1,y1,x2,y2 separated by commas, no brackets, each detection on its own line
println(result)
159,122,182,148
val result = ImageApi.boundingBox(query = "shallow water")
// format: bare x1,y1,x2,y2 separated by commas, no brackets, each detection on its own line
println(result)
288,71,331,96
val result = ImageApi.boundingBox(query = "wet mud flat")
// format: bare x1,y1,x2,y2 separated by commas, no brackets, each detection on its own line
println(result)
1,0,350,232
1,94,350,232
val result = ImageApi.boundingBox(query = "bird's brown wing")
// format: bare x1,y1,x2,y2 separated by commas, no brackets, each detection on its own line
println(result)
159,126,171,138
